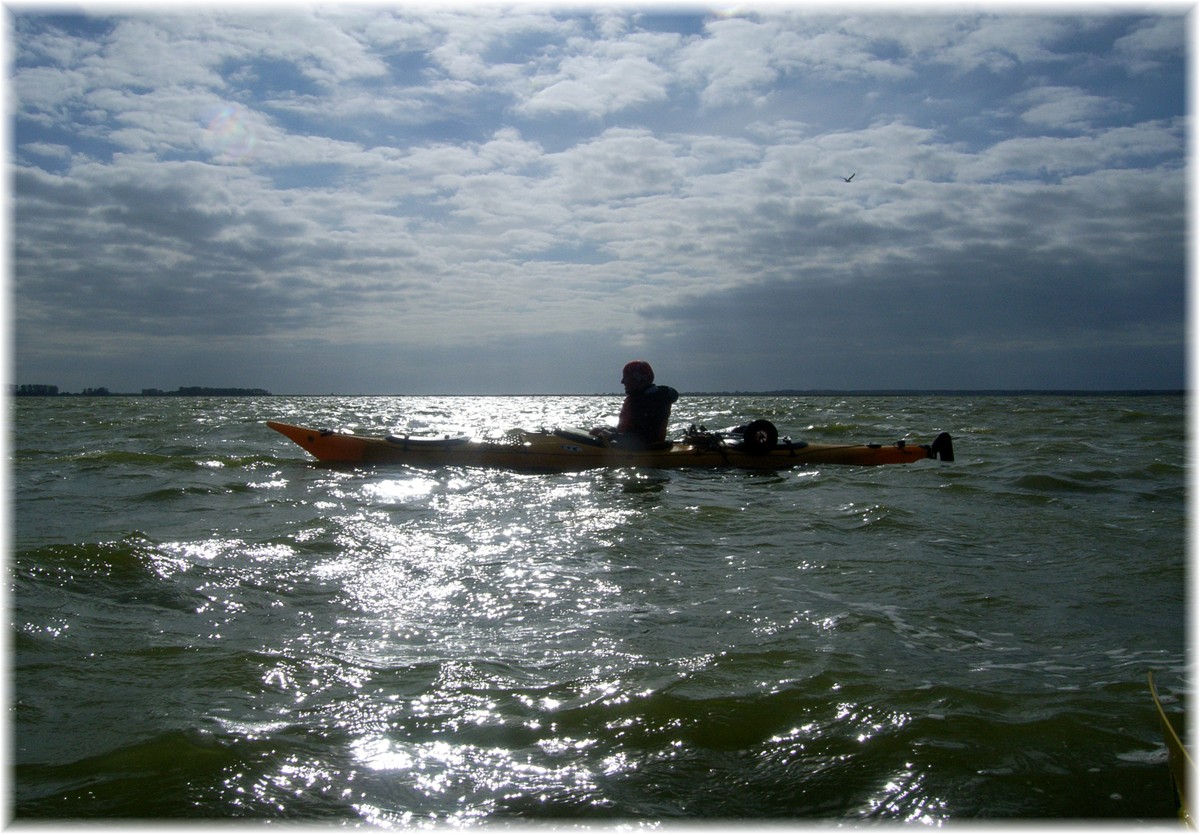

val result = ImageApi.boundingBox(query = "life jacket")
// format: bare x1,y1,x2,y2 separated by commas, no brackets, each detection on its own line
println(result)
615,384,679,448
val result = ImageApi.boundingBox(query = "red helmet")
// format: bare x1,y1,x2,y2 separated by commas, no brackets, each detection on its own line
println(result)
621,360,654,389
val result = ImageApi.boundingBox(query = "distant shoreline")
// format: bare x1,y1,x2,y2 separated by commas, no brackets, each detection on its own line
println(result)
687,389,1188,397
11,386,272,398
10,388,1186,398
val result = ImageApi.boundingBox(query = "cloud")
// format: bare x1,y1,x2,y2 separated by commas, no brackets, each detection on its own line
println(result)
961,118,1183,180
1114,15,1187,74
1015,85,1126,131
516,30,679,117
928,15,1088,73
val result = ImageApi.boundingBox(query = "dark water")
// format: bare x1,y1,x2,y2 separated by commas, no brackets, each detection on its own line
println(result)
10,394,1188,822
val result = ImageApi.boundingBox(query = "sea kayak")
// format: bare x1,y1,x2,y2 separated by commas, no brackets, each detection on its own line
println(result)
266,419,954,472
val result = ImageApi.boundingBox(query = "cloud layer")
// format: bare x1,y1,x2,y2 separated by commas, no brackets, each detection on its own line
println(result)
11,7,1187,393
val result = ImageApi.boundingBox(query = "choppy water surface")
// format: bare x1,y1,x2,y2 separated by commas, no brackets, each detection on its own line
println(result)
10,394,1188,822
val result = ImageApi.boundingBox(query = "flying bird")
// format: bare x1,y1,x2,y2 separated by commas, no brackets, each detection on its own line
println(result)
842,173,855,182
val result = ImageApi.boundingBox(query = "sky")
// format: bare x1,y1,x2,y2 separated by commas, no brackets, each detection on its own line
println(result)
8,3,1190,395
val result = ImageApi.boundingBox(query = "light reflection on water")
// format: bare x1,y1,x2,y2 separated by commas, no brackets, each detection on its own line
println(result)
228,433,672,819
860,767,948,823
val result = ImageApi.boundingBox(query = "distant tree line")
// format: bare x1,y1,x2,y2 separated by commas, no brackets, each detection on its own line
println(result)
153,387,273,397
14,384,58,396
11,385,271,397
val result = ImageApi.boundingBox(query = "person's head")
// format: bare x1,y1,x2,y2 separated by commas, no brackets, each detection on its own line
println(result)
621,360,654,393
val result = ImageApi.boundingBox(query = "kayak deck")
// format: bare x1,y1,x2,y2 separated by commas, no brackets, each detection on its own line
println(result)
266,421,954,472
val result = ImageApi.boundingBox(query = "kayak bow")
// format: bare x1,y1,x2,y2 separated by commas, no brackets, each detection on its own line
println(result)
266,420,954,472
1149,672,1194,826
